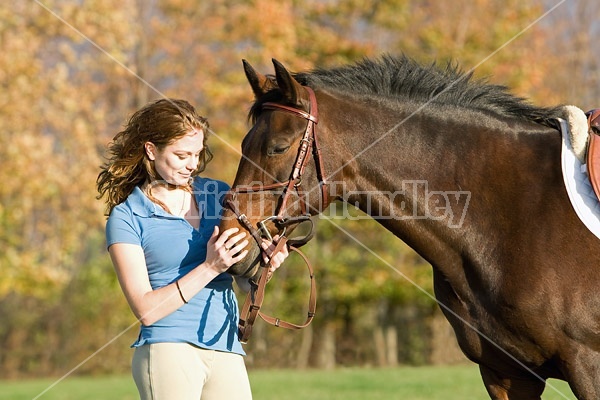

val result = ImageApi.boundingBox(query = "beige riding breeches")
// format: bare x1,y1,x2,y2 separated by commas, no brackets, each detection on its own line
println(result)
132,342,252,400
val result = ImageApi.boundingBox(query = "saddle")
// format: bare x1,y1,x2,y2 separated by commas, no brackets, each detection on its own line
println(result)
586,109,600,201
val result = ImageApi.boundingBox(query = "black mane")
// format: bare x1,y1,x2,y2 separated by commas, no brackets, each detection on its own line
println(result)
252,55,564,128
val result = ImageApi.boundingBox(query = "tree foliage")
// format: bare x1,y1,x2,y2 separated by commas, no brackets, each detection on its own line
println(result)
0,0,595,377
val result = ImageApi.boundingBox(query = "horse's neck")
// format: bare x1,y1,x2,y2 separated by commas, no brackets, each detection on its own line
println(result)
329,106,561,267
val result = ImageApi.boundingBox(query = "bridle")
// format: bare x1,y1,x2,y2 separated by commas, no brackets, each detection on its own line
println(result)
224,86,328,343
225,86,328,247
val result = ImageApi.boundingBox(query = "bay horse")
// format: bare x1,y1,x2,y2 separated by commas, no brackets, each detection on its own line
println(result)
220,55,600,399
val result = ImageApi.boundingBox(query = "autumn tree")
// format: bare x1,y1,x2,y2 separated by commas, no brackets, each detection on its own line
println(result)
1,0,594,378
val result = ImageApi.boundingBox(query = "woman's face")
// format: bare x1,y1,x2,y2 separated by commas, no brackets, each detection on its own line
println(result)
145,130,204,186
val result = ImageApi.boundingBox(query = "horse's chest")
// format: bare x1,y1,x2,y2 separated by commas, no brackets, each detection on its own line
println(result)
433,272,549,365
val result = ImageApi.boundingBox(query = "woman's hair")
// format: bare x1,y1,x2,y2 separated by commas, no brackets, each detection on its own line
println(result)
96,98,213,215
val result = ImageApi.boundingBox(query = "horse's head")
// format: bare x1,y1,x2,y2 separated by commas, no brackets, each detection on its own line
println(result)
221,59,332,277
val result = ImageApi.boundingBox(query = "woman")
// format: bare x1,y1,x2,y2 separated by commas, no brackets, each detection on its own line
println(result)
96,98,287,399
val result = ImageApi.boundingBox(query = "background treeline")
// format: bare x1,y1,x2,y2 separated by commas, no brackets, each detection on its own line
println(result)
1,0,598,379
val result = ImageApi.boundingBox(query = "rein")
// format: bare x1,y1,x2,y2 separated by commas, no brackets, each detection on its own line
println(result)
225,86,327,343
237,237,317,344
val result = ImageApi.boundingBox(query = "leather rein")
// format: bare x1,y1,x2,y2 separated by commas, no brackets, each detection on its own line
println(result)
224,86,328,343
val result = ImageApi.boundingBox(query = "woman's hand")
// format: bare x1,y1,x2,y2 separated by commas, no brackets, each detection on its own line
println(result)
206,226,249,273
260,235,289,274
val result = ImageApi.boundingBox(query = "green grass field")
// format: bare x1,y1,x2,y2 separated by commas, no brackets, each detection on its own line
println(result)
0,365,576,400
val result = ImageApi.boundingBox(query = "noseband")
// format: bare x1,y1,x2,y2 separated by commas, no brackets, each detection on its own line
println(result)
224,86,327,343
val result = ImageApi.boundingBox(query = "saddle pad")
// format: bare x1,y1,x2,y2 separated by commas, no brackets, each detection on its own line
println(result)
558,118,600,240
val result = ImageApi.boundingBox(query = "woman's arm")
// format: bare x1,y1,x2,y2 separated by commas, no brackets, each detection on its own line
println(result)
109,227,248,326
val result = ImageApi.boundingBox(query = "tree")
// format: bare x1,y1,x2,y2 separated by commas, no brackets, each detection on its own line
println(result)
1,0,591,377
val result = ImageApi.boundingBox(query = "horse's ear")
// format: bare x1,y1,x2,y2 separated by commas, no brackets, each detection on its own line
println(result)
272,59,302,105
243,59,275,99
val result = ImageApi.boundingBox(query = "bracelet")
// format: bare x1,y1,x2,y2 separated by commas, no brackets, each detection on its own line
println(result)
175,280,188,304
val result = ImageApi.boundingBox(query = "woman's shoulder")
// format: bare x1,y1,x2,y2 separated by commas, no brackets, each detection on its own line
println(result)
105,190,145,245
192,176,230,194
108,186,153,220
109,197,134,219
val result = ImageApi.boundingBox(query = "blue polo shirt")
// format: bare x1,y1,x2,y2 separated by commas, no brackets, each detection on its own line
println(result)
106,177,244,355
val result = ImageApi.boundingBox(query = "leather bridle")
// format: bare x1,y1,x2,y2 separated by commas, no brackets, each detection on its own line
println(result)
224,86,328,343
225,87,328,245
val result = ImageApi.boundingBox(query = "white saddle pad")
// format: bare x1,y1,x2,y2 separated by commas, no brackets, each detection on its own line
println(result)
558,117,600,240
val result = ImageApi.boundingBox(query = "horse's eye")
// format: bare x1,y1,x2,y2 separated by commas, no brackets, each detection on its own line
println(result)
268,144,291,156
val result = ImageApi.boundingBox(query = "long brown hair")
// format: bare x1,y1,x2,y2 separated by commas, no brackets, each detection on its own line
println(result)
96,98,213,215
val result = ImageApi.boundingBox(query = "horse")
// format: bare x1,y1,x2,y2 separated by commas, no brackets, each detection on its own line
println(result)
219,55,600,399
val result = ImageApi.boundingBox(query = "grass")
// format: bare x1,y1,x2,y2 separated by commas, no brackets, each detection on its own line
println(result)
0,374,137,400
0,365,576,400
250,366,576,400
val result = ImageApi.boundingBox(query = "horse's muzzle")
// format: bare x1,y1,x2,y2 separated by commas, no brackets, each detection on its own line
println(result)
227,241,262,277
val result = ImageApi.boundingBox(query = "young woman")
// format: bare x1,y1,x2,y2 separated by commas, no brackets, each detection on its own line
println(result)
97,98,287,399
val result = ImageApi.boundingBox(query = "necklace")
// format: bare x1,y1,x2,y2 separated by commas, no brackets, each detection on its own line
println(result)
177,190,188,217
143,182,190,217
